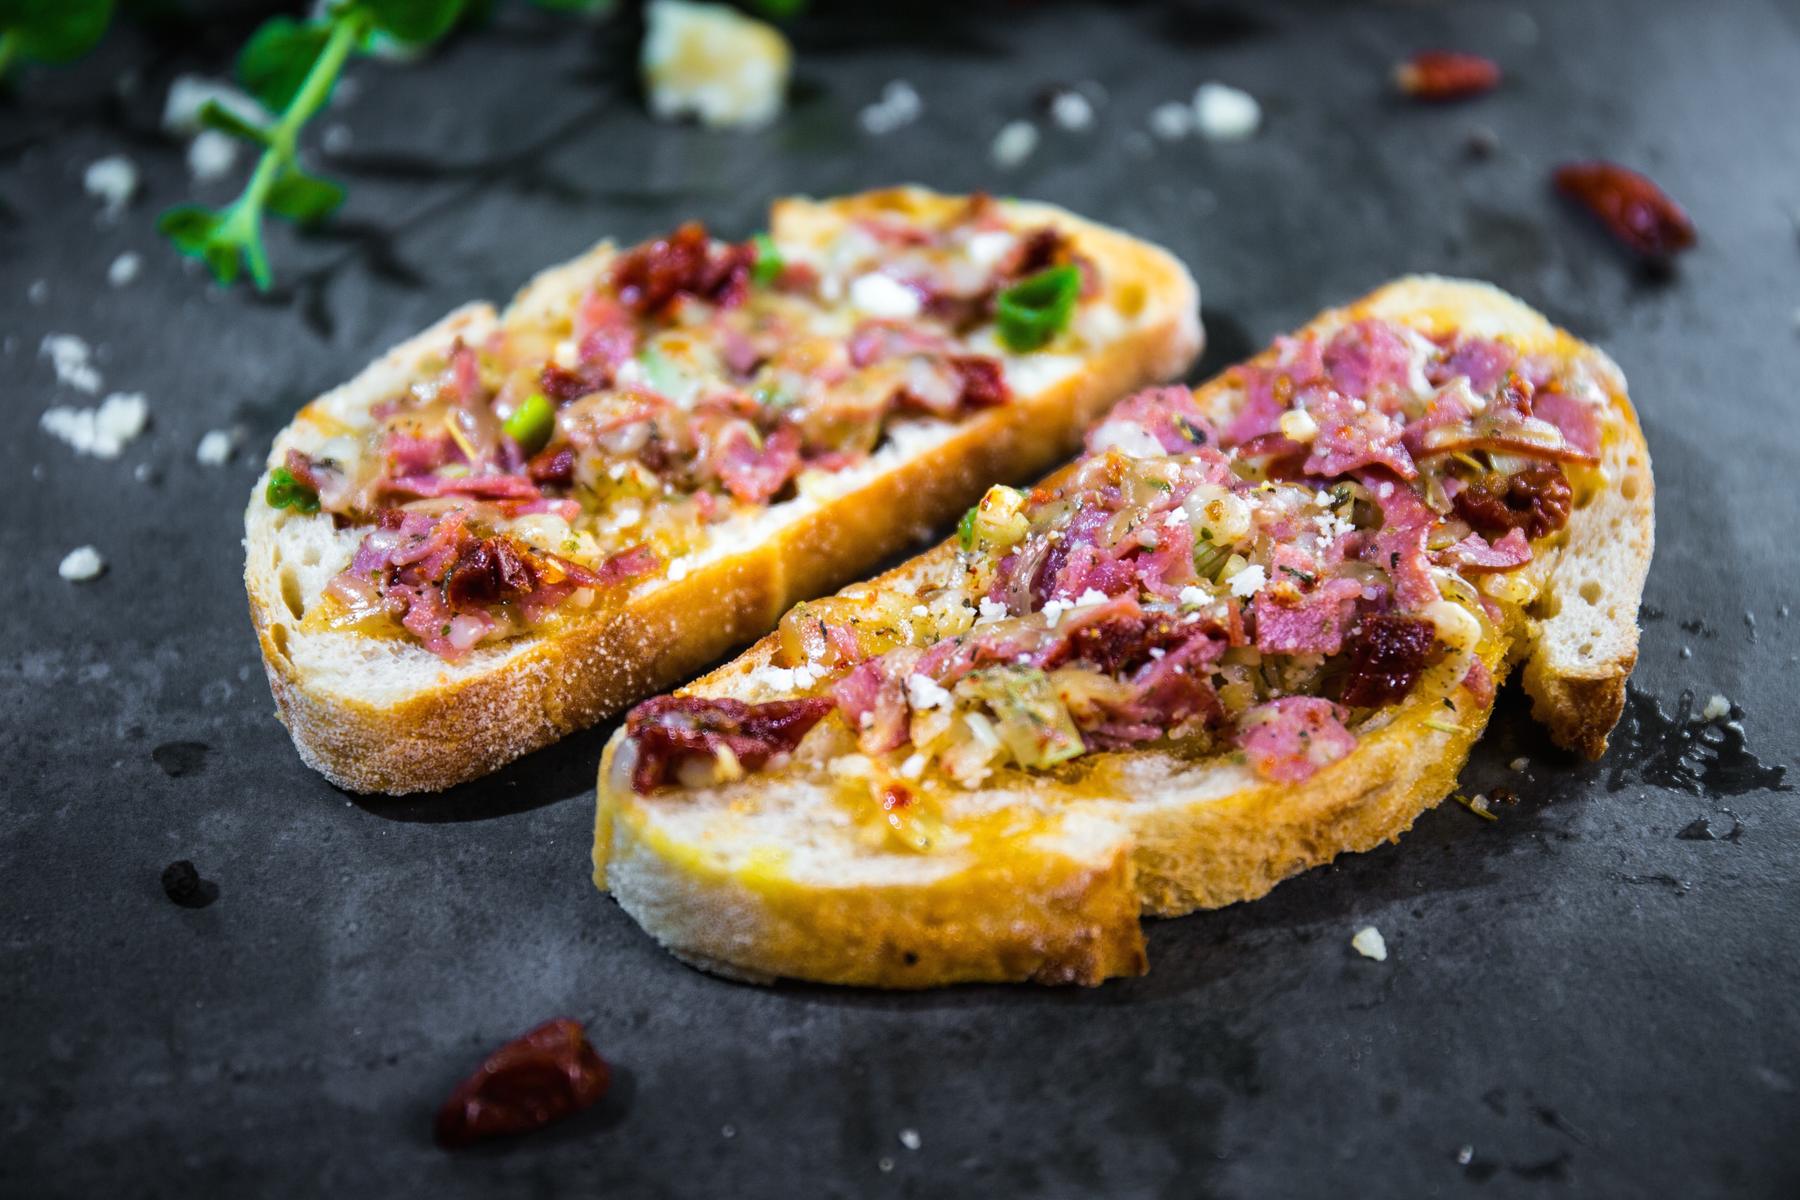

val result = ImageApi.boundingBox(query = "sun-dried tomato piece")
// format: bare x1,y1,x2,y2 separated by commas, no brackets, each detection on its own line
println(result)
626,695,836,792
950,355,1009,410
444,536,538,611
1341,615,1439,708
1453,463,1573,540
1553,161,1696,259
434,1018,611,1149
1394,51,1502,101
527,443,576,486
611,221,753,316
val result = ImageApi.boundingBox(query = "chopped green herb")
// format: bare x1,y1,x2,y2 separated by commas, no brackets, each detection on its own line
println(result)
957,505,979,550
502,391,555,454
751,232,783,286
994,264,1082,353
266,466,320,513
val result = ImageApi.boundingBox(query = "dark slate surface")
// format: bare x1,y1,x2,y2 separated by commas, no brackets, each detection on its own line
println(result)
3,1,1797,1195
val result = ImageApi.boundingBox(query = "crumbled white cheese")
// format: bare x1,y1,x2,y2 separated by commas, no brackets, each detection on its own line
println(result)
195,429,236,465
750,663,817,693
910,603,929,618
40,334,103,394
898,753,926,779
1163,508,1189,530
1193,82,1261,141
1149,101,1193,140
964,230,1015,270
1049,91,1094,132
828,753,872,779
1313,510,1356,542
641,0,792,130
1278,408,1319,443
162,74,264,136
1087,418,1166,459
84,156,138,219
907,673,952,711
610,504,643,530
667,555,693,582
1226,563,1266,599
977,597,1008,624
187,129,240,183
107,252,142,288
990,120,1039,168
898,1128,922,1151
1377,481,1394,499
849,272,923,319
1701,694,1731,722
59,546,106,582
1177,584,1208,607
41,392,148,459
1041,598,1072,627
1073,588,1110,609
1509,756,1530,771
859,79,922,135
1351,925,1388,961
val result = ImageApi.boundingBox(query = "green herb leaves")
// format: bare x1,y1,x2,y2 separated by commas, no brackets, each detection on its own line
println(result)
0,0,114,80
751,233,783,287
266,466,321,514
994,264,1082,353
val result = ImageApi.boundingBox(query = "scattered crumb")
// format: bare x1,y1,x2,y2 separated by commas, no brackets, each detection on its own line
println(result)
1679,645,1692,659
1193,82,1260,140
898,1128,922,1151
28,279,49,304
877,1157,895,1173
859,80,922,135
40,333,103,393
40,392,149,459
990,119,1038,168
641,0,791,130
720,1123,736,1139
1509,756,1530,772
1351,925,1388,961
1700,694,1731,722
59,546,106,582
162,74,264,136
108,252,142,288
188,130,240,183
1456,1145,1475,1166
84,155,139,219
1048,90,1094,132
1149,101,1193,140
134,462,160,485
196,429,237,465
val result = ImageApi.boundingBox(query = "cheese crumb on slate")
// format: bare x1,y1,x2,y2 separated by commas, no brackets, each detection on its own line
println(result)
859,80,922,135
187,130,240,183
641,0,791,130
28,279,49,304
59,546,106,582
1509,756,1530,771
108,252,142,287
1352,925,1388,961
1149,101,1194,140
40,334,103,393
990,120,1039,168
40,392,149,459
196,429,236,465
1701,694,1731,722
84,156,139,219
898,1128,922,1151
1193,82,1261,141
1049,90,1094,131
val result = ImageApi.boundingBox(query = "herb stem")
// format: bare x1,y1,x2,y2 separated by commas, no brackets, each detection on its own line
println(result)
232,7,370,289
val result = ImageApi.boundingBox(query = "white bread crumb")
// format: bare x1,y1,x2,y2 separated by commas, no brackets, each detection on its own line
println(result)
40,334,103,394
1149,101,1193,140
83,156,138,219
1701,694,1730,722
1193,82,1261,141
58,546,106,582
108,253,142,287
898,1128,922,1150
196,429,236,465
187,130,240,182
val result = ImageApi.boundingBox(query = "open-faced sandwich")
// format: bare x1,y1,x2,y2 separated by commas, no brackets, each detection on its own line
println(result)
246,188,1200,792
595,276,1654,988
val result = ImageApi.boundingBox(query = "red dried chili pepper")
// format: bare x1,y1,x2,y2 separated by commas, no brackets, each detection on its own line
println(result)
1553,161,1697,259
1393,51,1501,101
434,1018,611,1149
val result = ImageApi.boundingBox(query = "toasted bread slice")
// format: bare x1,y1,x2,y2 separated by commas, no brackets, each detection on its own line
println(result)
246,188,1201,793
593,276,1653,988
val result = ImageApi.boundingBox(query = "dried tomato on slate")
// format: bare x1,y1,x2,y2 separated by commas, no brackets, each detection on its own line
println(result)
1341,615,1439,708
1453,464,1573,540
1553,161,1696,259
1394,51,1502,101
434,1018,611,1149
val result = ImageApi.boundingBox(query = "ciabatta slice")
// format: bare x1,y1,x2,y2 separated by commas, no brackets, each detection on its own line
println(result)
593,276,1653,988
246,188,1201,793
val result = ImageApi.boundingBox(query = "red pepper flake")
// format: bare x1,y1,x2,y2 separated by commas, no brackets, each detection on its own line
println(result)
434,1018,611,1149
1553,161,1697,259
1393,51,1502,102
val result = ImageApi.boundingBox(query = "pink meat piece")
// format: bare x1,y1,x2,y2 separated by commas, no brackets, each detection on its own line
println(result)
830,656,912,752
574,292,639,370
1363,476,1440,611
1237,696,1357,783
1090,386,1221,455
1531,389,1603,458
1428,336,1517,393
1252,576,1364,656
1438,528,1532,573
1323,319,1415,403
383,473,542,501
1303,390,1417,480
715,425,802,504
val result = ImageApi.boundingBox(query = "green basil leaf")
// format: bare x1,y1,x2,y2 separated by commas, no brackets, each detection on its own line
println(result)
1,0,114,65
994,264,1082,354
156,204,224,254
365,0,468,45
237,16,330,113
266,168,345,225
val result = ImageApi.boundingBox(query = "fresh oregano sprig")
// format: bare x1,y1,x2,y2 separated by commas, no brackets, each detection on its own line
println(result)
0,0,114,83
158,0,477,290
